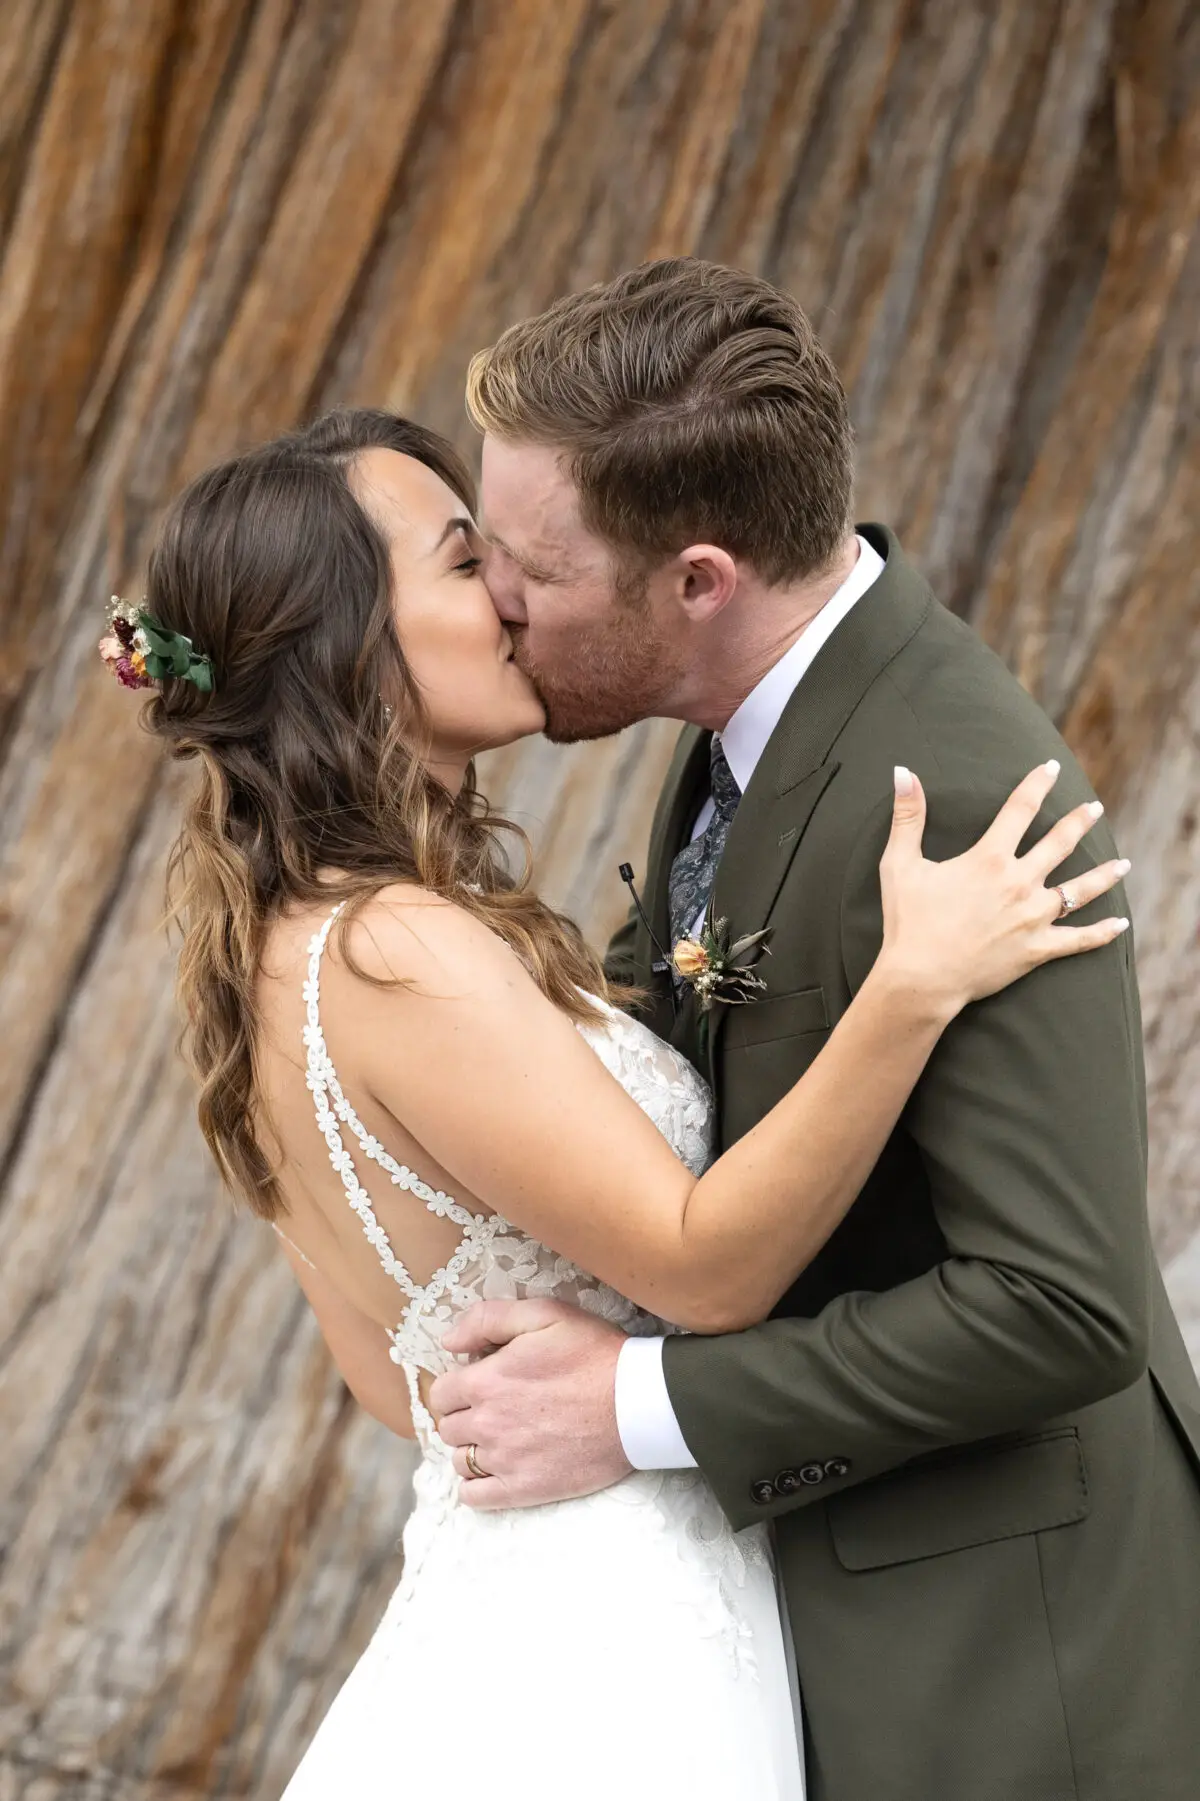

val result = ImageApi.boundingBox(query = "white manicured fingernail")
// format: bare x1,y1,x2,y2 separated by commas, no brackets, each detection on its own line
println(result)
1115,858,1131,875
1087,800,1104,818
1045,759,1061,777
894,765,914,796
1114,918,1130,932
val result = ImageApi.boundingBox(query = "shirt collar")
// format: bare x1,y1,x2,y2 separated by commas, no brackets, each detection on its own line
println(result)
718,533,885,794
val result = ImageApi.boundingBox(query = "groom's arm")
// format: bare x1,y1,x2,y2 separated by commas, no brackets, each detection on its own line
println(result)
662,784,1149,1531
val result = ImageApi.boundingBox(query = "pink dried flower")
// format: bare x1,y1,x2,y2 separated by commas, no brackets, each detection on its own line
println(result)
99,633,152,689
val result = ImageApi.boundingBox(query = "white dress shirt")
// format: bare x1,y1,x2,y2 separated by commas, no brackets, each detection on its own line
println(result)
615,533,885,1470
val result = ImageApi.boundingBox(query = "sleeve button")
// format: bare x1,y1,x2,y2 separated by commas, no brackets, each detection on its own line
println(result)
798,1462,826,1486
750,1479,776,1506
823,1457,852,1479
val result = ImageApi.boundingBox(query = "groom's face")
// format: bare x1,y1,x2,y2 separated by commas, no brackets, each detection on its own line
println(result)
479,437,683,743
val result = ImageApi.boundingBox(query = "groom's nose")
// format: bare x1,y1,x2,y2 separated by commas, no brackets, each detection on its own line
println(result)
484,558,529,626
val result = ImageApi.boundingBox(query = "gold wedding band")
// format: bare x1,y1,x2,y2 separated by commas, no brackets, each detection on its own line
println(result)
465,1443,490,1480
1055,884,1080,919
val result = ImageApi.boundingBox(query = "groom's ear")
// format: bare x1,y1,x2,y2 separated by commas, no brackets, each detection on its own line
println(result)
671,544,738,624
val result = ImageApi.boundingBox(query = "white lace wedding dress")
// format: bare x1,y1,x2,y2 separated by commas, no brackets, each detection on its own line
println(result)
281,905,806,1800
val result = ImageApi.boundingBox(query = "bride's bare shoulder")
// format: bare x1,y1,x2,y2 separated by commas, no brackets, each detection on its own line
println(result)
334,882,525,995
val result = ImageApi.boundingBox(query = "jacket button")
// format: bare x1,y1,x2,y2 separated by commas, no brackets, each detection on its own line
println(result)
750,1479,776,1506
798,1462,826,1486
823,1458,851,1479
773,1468,803,1497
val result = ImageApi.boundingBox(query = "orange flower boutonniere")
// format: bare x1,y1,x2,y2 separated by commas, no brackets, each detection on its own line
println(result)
670,911,773,1014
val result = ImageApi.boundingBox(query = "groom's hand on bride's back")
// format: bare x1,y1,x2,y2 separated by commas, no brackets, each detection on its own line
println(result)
430,1301,633,1509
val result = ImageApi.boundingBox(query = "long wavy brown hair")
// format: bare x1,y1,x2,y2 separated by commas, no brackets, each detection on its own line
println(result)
141,408,615,1220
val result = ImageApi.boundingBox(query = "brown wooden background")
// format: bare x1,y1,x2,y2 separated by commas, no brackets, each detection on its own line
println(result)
1,2,1197,1795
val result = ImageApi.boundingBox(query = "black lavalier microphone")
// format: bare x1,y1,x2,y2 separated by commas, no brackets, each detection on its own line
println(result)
618,863,675,984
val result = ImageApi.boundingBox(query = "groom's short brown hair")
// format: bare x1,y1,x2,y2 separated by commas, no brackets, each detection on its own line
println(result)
467,258,853,586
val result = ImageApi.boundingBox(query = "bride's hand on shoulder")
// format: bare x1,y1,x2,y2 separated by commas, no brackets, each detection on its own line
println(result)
877,760,1131,1020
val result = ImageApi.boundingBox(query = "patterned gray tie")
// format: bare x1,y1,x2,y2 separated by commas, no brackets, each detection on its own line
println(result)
668,736,742,951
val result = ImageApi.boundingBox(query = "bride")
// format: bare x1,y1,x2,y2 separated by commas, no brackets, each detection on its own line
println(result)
104,407,1128,1799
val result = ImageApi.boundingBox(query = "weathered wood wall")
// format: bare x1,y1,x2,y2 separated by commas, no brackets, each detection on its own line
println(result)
1,2,1196,1794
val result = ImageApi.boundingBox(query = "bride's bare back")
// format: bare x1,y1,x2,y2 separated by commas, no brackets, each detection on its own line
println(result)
255,897,497,1336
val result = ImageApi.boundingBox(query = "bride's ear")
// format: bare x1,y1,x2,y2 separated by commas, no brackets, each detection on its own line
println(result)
673,544,738,624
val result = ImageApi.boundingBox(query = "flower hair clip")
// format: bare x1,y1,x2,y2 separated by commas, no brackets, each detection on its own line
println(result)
99,595,214,693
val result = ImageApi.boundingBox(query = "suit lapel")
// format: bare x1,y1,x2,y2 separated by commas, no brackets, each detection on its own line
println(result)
701,761,840,1079
704,524,933,1080
709,761,842,945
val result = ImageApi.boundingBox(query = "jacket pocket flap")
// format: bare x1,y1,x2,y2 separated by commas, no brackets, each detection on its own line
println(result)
828,1430,1089,1572
726,985,829,1049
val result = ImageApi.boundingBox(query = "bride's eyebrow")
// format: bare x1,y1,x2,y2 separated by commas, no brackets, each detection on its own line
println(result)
427,515,476,556
436,515,474,546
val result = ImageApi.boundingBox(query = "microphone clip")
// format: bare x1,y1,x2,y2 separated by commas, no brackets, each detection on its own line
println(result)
618,863,676,990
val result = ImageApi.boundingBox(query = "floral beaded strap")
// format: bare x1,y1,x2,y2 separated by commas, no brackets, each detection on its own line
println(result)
303,904,508,1329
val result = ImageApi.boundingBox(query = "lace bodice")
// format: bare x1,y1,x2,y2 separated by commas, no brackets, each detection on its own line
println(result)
303,903,714,1376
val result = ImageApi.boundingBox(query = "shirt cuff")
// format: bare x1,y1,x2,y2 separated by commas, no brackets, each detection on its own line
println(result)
614,1335,698,1470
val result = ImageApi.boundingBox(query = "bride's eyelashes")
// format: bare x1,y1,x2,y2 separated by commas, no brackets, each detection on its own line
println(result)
453,555,483,577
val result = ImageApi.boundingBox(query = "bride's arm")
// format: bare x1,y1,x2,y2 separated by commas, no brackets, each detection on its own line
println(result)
353,765,1126,1334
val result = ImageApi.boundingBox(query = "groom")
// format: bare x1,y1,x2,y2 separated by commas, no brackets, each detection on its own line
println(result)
429,260,1200,1799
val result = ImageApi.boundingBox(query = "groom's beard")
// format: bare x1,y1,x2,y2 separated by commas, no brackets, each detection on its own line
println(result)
512,585,683,744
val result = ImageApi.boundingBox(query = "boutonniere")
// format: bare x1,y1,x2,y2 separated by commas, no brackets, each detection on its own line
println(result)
671,908,773,1013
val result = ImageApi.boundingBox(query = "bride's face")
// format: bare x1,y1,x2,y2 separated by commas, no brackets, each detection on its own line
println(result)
352,448,546,770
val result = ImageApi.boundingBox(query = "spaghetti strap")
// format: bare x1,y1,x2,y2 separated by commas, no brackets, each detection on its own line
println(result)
303,903,508,1354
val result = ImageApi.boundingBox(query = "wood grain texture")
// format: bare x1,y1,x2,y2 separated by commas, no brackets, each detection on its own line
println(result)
0,1,1196,1793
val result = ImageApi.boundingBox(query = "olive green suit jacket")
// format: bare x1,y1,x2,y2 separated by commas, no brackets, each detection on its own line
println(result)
606,527,1200,1801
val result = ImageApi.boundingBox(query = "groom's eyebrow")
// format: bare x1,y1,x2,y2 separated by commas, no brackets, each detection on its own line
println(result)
484,530,559,581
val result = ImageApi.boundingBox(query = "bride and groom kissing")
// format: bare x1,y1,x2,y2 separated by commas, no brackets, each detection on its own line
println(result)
111,259,1200,1798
